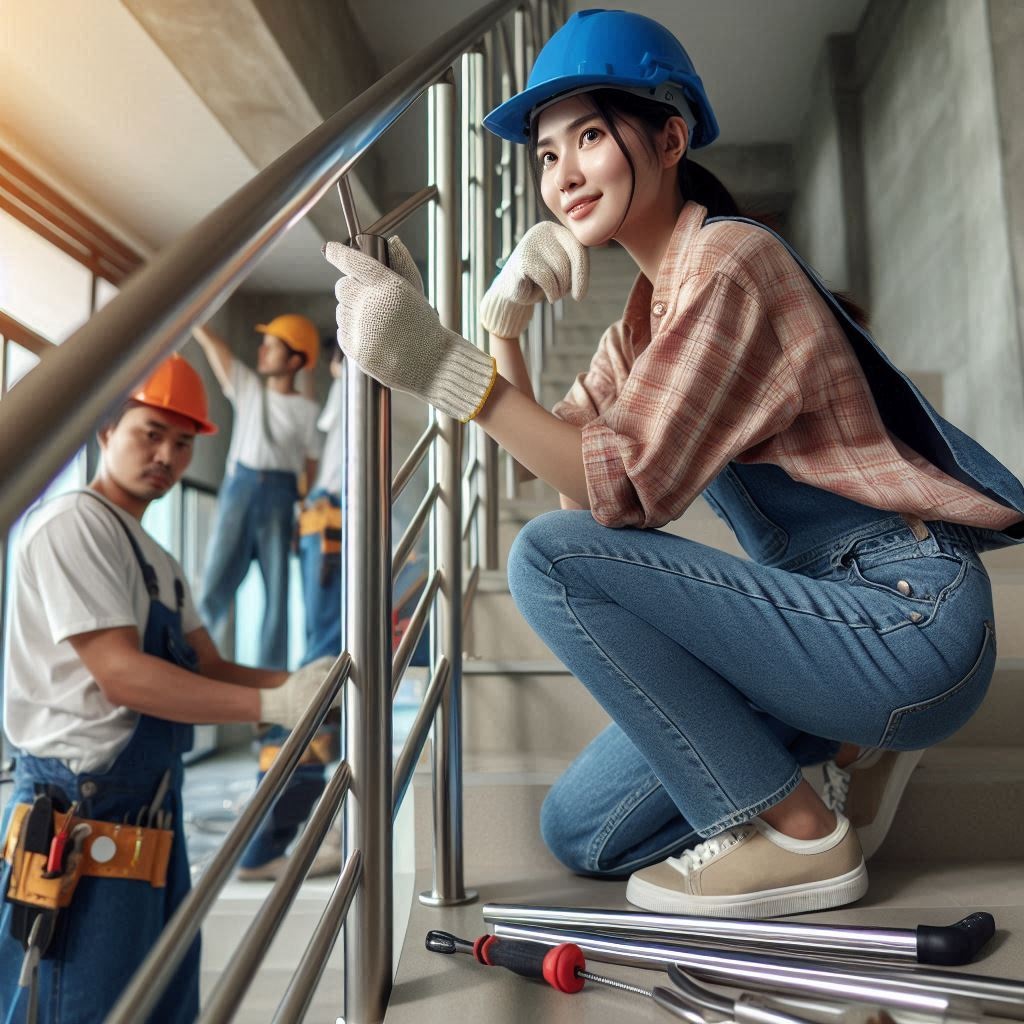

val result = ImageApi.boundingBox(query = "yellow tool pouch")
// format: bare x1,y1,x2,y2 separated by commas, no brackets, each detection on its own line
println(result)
299,499,342,556
258,730,337,773
3,804,173,912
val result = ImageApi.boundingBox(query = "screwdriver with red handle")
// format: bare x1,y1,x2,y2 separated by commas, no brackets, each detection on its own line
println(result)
425,929,589,993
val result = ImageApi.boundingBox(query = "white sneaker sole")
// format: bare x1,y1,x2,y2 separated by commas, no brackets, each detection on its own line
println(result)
856,749,925,860
625,861,869,919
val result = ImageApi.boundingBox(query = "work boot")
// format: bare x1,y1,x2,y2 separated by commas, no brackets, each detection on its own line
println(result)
821,748,925,859
625,814,866,918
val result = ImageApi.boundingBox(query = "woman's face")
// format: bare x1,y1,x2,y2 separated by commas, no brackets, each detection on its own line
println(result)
535,95,654,247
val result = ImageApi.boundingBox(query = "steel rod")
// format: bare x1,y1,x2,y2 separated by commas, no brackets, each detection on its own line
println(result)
392,570,442,698
393,423,439,503
271,851,364,1024
392,657,451,818
197,762,353,1023
103,653,350,1024
392,482,440,584
462,563,480,631
360,185,440,245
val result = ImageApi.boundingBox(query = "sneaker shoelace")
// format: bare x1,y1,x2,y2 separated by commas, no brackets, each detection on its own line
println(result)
668,828,749,875
822,759,851,813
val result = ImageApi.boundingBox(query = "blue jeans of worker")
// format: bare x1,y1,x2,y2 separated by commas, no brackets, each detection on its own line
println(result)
199,463,297,670
508,511,996,878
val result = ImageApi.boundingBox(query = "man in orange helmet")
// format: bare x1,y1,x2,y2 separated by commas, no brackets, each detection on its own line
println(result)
192,315,323,670
0,355,335,1023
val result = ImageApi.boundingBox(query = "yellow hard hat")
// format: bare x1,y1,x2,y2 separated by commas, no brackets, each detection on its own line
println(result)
255,314,320,371
132,354,218,434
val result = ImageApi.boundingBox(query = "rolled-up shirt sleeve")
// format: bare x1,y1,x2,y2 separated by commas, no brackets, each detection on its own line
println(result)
579,270,803,529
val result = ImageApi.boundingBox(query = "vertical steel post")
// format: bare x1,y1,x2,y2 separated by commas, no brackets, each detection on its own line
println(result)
420,69,477,908
338,176,394,1022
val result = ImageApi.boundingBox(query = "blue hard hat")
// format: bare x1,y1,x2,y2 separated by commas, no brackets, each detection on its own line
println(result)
483,8,719,148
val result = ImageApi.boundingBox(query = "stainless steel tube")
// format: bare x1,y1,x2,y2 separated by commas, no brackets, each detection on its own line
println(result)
361,185,440,245
343,230,394,1024
392,482,440,583
392,571,442,698
482,904,922,962
197,762,353,1023
103,654,350,1024
272,851,364,1024
420,73,476,908
0,0,521,537
393,657,452,818
392,423,439,502
492,925,1019,1021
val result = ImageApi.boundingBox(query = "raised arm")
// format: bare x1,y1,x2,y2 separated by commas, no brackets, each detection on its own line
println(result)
192,323,234,392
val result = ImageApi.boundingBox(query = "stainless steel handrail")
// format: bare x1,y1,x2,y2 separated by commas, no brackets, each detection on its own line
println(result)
393,482,440,583
197,761,354,1024
104,653,351,1024
393,657,452,817
392,571,442,698
0,0,521,537
393,423,441,501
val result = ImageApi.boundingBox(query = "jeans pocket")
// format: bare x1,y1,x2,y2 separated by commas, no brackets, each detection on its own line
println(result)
880,620,996,749
849,552,967,608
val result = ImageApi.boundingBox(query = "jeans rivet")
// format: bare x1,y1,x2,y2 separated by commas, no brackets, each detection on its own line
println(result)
896,580,912,596
80,780,98,798
909,611,923,623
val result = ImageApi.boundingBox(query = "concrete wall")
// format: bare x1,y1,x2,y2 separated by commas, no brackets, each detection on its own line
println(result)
860,0,1024,474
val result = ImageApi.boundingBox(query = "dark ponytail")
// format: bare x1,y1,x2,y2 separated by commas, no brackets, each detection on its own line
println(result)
528,88,868,327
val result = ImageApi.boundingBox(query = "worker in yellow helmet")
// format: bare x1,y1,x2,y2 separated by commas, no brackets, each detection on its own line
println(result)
192,314,323,670
0,355,335,1023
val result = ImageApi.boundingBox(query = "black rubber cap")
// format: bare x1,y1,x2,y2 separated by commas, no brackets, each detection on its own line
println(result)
917,912,995,965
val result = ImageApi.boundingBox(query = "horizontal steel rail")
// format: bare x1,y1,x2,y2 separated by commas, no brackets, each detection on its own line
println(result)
392,657,451,817
271,850,364,1024
198,761,353,1024
104,653,351,1024
0,0,521,537
393,423,440,502
392,570,442,698
359,185,440,246
392,482,440,584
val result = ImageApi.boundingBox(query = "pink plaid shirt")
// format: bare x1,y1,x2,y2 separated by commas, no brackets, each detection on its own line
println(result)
554,202,1023,532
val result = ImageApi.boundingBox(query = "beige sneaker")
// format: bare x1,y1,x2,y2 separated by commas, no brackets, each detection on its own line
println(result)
625,814,867,918
821,748,925,859
307,828,343,878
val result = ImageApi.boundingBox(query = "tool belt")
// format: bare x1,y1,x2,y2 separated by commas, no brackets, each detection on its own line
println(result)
2,803,173,913
258,730,337,773
299,499,342,556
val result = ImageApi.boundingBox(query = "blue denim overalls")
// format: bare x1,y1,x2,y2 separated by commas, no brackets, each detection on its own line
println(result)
0,494,201,1023
509,219,1024,877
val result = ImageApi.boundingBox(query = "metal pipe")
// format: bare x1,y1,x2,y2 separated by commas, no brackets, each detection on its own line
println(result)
392,482,440,584
462,494,481,540
360,185,440,245
462,563,480,631
197,761,353,1023
103,654,350,1024
271,851,364,1024
0,0,521,537
421,73,476,909
392,657,451,817
392,570,442,698
393,423,439,503
482,904,923,962
491,926,1016,1021
343,227,394,1023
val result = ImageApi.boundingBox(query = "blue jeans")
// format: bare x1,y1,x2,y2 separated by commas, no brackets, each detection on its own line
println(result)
508,511,996,878
199,464,298,669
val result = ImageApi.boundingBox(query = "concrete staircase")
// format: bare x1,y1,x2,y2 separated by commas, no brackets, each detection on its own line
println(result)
388,244,1024,1022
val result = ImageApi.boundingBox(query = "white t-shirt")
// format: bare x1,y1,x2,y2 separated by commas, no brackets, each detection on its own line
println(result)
224,361,323,476
312,376,345,497
4,490,201,774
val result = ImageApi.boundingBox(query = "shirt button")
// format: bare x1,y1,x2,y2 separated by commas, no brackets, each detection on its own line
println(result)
652,301,666,316
80,780,98,798
896,580,912,596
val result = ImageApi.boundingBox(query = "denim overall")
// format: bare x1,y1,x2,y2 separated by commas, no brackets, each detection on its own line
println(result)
0,495,201,1024
508,218,1024,878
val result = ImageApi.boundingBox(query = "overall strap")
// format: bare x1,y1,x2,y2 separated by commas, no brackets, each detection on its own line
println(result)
75,490,159,599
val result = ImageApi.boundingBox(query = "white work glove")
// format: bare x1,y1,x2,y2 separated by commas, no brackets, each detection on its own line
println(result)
323,237,497,423
479,221,589,340
259,656,338,729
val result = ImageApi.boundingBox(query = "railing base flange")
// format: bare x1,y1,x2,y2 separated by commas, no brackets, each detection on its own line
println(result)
418,888,479,908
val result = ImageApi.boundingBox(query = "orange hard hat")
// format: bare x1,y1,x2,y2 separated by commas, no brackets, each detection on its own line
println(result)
132,354,218,434
255,314,320,371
